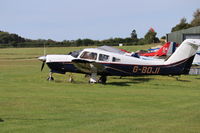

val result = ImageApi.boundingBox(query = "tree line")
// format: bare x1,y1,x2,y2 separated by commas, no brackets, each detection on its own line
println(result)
0,29,159,48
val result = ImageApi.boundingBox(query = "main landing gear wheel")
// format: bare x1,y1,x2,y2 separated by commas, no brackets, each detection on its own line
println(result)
88,74,107,84
98,76,107,84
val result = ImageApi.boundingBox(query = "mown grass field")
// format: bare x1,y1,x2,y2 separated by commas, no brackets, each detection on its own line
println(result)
0,45,200,133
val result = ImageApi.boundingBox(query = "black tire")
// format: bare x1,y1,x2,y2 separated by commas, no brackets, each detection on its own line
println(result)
47,77,54,81
98,76,107,84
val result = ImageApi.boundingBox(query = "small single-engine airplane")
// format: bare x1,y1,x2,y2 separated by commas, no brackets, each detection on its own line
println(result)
38,39,200,84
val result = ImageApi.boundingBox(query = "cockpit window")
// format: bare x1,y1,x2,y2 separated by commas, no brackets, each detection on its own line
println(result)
99,54,109,61
69,50,83,58
112,57,121,62
80,51,97,60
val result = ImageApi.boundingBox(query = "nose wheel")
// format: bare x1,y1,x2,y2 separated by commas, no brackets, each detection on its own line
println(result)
68,73,74,83
47,72,54,81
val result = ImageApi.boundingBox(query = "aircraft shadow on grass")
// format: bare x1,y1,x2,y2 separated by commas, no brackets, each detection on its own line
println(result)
169,76,191,82
0,118,4,122
107,77,154,86
45,75,192,86
108,75,192,86
176,79,191,82
1,117,68,122
53,79,85,84
47,76,153,86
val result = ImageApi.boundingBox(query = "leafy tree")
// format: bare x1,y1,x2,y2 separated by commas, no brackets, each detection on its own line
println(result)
191,9,200,27
131,29,137,40
144,28,159,44
171,17,191,32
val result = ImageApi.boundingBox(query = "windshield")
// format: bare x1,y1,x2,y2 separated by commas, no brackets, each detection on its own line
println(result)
68,50,83,58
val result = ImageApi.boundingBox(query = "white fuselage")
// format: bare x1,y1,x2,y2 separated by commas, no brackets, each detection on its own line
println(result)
46,48,165,66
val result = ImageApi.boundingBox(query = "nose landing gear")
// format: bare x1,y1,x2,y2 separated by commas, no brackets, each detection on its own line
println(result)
47,72,54,81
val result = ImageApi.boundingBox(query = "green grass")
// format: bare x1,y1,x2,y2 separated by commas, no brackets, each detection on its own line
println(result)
0,45,200,133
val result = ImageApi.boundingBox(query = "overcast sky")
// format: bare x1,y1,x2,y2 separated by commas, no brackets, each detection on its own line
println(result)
0,0,200,41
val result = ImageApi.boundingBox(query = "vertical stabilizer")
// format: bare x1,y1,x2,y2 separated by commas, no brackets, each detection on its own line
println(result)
164,39,200,65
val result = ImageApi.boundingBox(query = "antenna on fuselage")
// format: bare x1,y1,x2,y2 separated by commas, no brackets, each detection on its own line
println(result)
39,42,47,71
44,42,46,56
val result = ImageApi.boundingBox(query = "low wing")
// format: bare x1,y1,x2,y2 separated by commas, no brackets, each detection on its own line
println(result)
72,59,106,74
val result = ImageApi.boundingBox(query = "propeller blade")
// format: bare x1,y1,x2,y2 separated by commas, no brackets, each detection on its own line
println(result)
41,61,45,71
38,56,46,71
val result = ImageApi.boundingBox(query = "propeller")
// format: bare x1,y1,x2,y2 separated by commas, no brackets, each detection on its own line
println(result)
38,42,47,71
41,61,45,71
38,56,46,71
